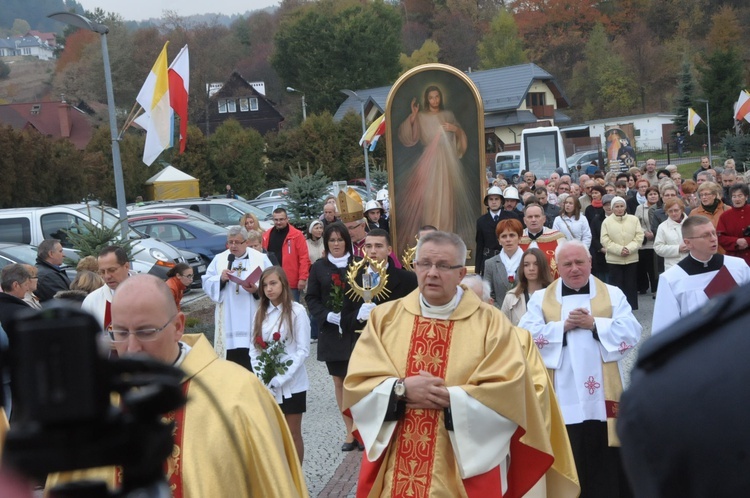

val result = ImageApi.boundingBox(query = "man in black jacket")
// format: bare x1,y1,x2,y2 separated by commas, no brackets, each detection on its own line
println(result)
341,229,417,339
35,239,71,302
0,264,32,327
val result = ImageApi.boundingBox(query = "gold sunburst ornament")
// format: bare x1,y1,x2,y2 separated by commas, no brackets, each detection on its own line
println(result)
401,234,419,271
345,256,390,304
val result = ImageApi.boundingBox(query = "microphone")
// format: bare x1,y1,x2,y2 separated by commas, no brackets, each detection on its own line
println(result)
227,253,236,270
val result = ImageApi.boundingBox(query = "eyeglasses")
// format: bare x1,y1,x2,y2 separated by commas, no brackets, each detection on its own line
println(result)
685,232,717,240
107,314,177,343
227,240,246,245
413,261,463,272
180,273,194,279
345,223,363,230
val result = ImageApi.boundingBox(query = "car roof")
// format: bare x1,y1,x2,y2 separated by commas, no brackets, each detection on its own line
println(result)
129,213,190,222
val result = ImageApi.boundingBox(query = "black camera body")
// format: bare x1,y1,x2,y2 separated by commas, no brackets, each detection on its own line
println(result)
1,305,185,497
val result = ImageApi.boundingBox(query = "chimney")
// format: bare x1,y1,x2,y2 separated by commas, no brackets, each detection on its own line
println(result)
58,102,71,138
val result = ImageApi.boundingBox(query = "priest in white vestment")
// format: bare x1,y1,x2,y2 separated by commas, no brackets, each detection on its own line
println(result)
202,226,272,369
519,239,641,498
81,246,131,330
652,215,750,335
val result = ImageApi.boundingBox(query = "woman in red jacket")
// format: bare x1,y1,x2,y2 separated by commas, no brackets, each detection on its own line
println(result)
717,184,750,265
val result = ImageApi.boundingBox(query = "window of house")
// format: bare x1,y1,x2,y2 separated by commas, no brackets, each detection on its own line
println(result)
526,93,546,107
218,100,227,114
226,99,237,112
249,98,259,111
239,98,249,112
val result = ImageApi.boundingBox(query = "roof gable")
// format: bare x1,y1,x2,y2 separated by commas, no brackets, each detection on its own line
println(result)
333,63,570,121
0,101,93,149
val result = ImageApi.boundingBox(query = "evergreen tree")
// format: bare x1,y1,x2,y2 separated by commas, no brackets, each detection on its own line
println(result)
673,58,694,137
698,48,744,136
284,167,329,228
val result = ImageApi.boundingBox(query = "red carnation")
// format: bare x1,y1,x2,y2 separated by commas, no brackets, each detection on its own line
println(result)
272,332,281,341
508,275,515,284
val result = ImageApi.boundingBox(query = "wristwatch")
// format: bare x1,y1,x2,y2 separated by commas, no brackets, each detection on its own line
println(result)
394,378,407,399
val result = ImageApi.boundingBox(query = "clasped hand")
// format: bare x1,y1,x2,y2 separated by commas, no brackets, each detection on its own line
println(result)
564,307,595,332
403,371,450,410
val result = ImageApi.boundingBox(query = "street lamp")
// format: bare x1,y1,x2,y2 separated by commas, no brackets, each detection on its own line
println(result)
48,12,128,239
286,86,307,122
341,89,371,200
696,98,712,166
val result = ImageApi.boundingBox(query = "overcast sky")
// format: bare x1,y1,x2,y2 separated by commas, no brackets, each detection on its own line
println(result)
79,0,279,22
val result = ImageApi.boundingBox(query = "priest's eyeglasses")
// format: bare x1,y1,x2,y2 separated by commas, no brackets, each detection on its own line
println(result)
413,261,463,272
107,314,177,342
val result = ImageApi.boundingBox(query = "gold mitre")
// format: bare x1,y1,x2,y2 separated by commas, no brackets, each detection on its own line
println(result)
337,188,364,223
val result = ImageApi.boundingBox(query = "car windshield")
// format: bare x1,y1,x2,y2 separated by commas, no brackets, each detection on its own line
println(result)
0,245,38,265
184,220,229,235
497,160,520,171
230,201,269,219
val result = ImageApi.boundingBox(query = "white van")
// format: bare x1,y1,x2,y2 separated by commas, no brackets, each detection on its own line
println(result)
0,205,202,280
519,126,569,179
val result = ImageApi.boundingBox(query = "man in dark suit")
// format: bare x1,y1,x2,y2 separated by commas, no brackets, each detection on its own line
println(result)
35,239,71,302
474,186,513,275
341,229,418,337
0,264,32,327
618,283,750,497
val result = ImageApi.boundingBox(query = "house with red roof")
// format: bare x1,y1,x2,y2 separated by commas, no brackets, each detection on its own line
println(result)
0,99,94,149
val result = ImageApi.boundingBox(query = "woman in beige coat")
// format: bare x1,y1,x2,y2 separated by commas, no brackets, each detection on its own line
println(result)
500,248,553,326
601,196,644,310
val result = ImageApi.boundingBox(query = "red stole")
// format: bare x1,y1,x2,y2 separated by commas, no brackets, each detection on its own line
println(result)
519,233,565,279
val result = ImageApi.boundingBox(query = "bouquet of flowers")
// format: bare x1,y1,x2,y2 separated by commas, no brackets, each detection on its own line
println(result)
328,273,345,312
254,332,293,385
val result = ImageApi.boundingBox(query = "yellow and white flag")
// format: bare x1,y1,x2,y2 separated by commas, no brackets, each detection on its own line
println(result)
688,107,702,136
135,42,172,166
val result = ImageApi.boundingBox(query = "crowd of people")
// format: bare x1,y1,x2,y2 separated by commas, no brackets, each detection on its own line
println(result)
1,155,749,496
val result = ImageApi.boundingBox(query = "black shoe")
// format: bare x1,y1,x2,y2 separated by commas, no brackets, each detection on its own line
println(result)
341,441,357,452
357,441,365,451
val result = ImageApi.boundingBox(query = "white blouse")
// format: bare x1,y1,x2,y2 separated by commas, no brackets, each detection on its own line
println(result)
552,214,593,249
249,301,311,400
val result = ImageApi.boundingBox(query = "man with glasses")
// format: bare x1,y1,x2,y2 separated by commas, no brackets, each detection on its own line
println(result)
344,231,568,497
48,274,308,497
341,229,417,338
262,208,310,302
82,245,131,331
203,226,273,369
653,215,750,335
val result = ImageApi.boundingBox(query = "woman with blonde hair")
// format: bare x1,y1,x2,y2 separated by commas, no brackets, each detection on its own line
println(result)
239,212,260,234
54,270,105,304
654,198,688,270
500,248,553,326
76,255,98,273
22,264,41,309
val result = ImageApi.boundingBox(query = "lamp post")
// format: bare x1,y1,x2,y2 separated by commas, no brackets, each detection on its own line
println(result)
49,12,128,239
697,98,712,166
341,89,371,200
286,86,307,122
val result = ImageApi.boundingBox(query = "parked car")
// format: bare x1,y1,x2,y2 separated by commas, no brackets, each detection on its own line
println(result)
0,205,203,284
128,208,224,226
247,199,289,220
131,198,272,230
129,218,229,265
255,188,288,200
495,159,521,183
566,150,602,171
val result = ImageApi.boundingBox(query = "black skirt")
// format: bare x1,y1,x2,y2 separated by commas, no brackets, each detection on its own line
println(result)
280,390,307,415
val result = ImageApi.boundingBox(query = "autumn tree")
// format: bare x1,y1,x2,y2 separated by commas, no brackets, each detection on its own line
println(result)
399,39,439,75
431,6,480,70
272,0,402,114
673,58,695,137
569,23,638,121
206,119,266,198
477,9,526,70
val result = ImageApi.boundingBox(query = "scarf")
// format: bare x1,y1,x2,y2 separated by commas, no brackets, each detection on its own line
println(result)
591,199,603,208
636,192,647,205
327,252,350,269
500,247,523,278
702,198,720,215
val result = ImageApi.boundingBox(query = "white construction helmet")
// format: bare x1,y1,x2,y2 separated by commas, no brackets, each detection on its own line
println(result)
483,186,505,206
503,186,520,201
376,189,389,201
364,200,383,214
